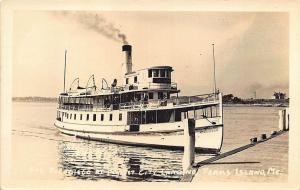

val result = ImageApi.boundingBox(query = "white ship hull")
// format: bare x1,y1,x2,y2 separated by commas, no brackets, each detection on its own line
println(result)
54,118,223,153
55,44,225,154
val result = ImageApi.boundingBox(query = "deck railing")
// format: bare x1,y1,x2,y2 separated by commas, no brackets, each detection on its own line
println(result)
58,93,220,111
173,93,218,105
101,82,178,93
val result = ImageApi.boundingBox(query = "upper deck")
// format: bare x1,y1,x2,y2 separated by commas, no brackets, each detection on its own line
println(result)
58,92,222,112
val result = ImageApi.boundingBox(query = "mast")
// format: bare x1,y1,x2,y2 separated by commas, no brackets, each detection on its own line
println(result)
64,50,67,93
212,43,217,94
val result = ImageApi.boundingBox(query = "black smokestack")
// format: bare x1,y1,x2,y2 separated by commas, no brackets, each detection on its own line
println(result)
122,45,132,74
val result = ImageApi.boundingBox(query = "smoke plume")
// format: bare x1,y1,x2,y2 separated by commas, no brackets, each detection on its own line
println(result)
245,82,289,98
247,82,288,92
247,82,263,92
58,12,128,44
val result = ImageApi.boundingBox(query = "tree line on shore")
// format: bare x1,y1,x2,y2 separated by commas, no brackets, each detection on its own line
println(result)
222,94,289,105
12,94,289,106
12,97,58,102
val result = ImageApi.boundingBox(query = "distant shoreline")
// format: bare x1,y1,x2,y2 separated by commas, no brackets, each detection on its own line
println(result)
223,99,289,107
12,96,289,107
223,103,288,108
12,97,58,103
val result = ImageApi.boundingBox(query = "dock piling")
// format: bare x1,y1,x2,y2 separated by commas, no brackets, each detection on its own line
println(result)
285,108,289,131
261,134,267,140
182,118,196,172
279,108,289,131
250,137,257,144
278,109,285,131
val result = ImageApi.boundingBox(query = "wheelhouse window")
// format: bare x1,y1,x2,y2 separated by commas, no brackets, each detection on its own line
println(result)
119,113,122,121
153,69,159,77
101,114,104,121
86,114,89,121
70,114,72,119
109,114,113,121
160,69,165,77
134,76,137,83
148,69,152,77
93,114,96,121
74,114,76,120
80,114,82,120
166,70,171,78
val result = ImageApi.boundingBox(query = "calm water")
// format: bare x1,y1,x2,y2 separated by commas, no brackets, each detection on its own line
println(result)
11,102,284,182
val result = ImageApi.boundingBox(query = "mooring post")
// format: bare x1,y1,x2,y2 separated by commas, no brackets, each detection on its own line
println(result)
219,92,223,123
182,118,195,172
285,108,289,131
278,109,286,131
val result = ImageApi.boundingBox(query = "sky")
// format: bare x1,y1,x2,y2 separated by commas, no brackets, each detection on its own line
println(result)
12,11,289,98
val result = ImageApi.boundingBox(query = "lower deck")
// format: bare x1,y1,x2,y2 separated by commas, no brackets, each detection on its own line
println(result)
56,105,221,133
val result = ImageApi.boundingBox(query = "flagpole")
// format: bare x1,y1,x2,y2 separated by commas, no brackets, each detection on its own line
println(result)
212,43,217,94
64,50,67,93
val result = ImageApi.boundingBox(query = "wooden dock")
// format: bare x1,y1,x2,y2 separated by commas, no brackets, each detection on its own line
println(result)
180,130,288,182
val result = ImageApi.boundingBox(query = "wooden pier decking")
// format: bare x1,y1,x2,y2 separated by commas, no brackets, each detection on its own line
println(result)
180,130,288,182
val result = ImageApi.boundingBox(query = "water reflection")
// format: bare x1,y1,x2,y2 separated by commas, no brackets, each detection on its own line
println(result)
58,139,184,181
12,103,285,182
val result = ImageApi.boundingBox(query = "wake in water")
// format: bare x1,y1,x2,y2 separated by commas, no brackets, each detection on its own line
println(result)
12,127,187,181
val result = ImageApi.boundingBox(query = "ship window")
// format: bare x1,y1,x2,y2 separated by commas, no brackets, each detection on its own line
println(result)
158,92,164,99
175,110,181,122
86,114,89,121
74,114,76,120
126,78,129,84
101,114,104,121
166,70,171,78
66,113,68,119
153,69,159,77
134,76,137,83
160,69,165,77
109,114,113,121
119,113,122,121
148,69,152,77
149,92,154,99
153,78,171,84
70,114,72,119
167,92,170,99
135,94,141,101
80,114,82,120
93,114,96,121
